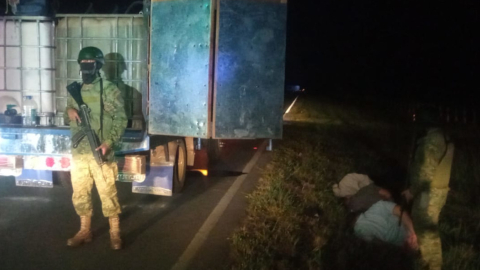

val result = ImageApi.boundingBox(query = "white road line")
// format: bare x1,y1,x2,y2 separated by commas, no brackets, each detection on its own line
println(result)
284,95,299,115
171,140,268,270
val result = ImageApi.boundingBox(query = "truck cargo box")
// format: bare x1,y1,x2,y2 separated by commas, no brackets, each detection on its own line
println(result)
148,0,287,139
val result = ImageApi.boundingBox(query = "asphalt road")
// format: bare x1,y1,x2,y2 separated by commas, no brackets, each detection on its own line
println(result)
0,139,272,270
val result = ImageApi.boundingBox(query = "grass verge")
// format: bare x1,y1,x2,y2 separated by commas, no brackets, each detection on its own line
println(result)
230,95,480,270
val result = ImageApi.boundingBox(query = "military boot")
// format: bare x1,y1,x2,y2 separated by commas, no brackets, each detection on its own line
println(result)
109,216,122,250
67,215,93,247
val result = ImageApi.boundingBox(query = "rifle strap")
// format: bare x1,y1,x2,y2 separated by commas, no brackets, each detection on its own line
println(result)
100,76,104,141
78,82,84,126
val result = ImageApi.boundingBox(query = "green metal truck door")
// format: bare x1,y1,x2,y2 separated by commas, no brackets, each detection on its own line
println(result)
149,0,214,138
213,0,287,139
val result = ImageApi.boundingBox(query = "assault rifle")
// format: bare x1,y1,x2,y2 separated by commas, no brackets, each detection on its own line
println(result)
67,82,105,165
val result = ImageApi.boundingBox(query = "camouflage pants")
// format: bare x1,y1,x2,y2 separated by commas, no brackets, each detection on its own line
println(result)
71,155,121,217
412,188,449,270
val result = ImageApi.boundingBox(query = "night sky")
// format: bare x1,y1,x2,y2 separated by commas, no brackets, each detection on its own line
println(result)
286,0,479,102
1,0,479,103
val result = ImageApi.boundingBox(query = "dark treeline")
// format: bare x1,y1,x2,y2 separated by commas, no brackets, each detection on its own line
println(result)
285,0,479,104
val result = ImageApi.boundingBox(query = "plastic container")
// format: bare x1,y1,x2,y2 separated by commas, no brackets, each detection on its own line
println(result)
22,96,38,126
0,18,55,115
54,112,65,126
5,104,18,116
37,112,54,126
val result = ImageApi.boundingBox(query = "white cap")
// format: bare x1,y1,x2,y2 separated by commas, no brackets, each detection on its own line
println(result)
332,173,373,198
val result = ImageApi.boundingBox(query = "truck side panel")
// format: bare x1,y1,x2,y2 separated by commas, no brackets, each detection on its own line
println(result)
213,0,286,139
148,0,213,138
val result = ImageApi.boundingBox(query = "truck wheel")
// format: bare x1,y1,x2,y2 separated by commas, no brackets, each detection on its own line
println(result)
173,139,187,193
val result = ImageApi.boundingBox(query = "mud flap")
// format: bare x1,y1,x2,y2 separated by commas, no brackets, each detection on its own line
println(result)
132,165,174,196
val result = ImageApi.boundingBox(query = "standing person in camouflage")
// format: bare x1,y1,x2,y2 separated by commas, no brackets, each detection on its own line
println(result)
403,105,454,269
65,47,127,250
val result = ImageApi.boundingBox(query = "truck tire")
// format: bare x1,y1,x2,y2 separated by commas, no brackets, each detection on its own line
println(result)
173,139,187,193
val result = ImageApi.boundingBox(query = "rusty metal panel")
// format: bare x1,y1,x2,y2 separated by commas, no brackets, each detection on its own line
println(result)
148,0,213,137
213,0,286,139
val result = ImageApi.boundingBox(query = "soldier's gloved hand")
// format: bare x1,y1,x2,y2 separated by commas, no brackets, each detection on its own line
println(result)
95,142,111,156
67,108,81,123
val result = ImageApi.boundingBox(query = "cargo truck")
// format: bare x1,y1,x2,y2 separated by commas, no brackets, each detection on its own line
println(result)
0,0,287,196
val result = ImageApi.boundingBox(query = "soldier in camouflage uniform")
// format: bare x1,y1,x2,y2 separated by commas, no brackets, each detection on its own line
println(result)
103,52,144,128
405,106,454,269
65,47,127,250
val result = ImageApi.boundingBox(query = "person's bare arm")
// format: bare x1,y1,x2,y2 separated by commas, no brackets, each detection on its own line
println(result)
67,108,81,123
393,205,418,250
378,188,392,200
66,94,81,123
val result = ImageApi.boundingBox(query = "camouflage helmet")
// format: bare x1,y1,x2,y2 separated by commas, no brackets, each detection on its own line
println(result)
77,47,105,66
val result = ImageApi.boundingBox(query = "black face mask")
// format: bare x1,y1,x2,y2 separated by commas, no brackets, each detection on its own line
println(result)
80,62,98,84
82,73,97,84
